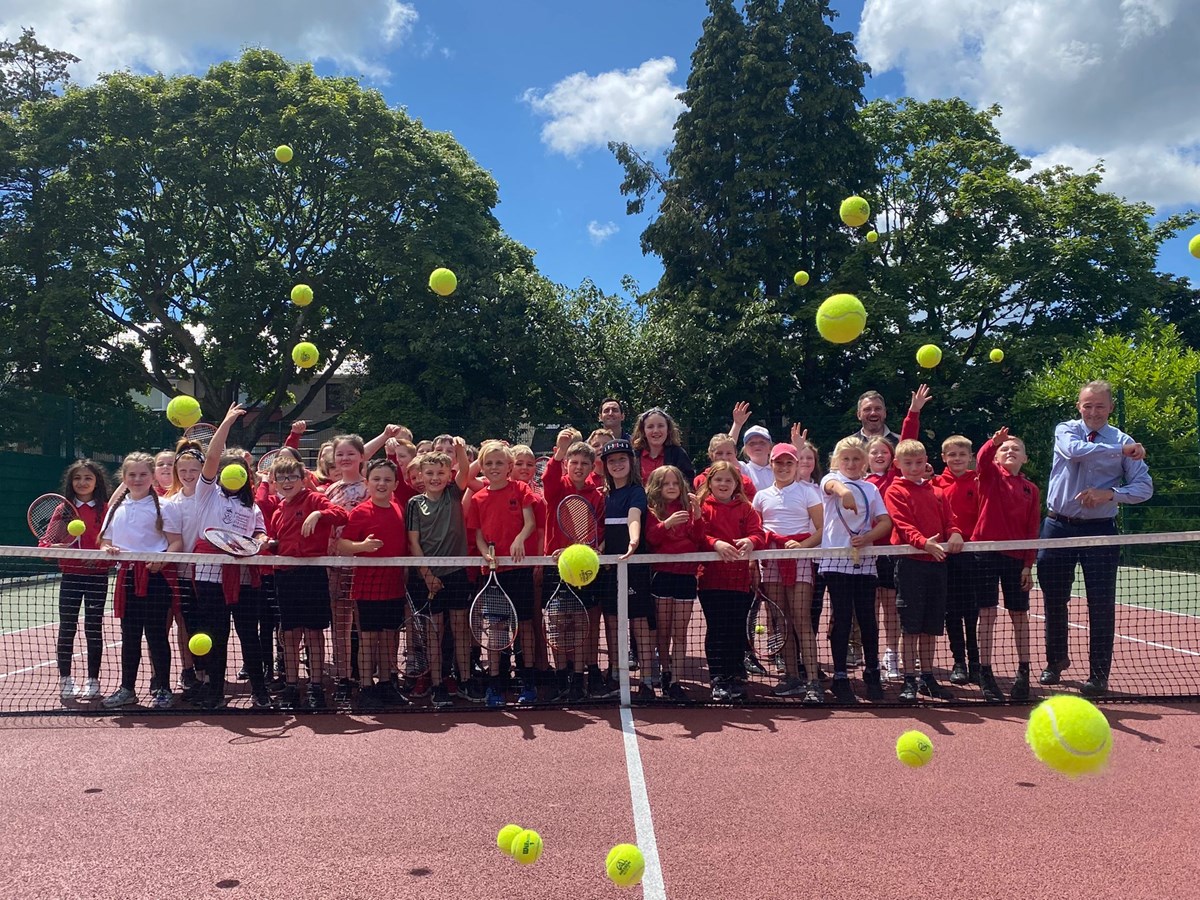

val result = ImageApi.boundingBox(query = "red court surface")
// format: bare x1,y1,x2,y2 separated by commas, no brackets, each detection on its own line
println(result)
1,702,1197,900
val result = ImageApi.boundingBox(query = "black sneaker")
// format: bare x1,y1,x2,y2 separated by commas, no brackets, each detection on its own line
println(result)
949,662,970,685
178,666,199,691
1009,668,1031,702
899,677,918,703
357,684,384,711
464,678,487,703
979,669,1005,703
628,649,640,672
803,680,825,704
1080,675,1109,698
278,684,300,709
744,651,768,676
863,667,884,701
306,684,327,710
252,688,274,709
711,678,733,703
830,676,856,705
918,674,953,700
237,665,250,682
568,676,587,702
431,684,453,709
635,683,656,703
381,681,411,707
1039,658,1070,685
666,681,689,702
180,681,208,705
333,678,354,704
268,674,287,694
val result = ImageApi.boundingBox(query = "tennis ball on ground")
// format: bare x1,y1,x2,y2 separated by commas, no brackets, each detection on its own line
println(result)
290,283,313,307
559,543,599,587
916,343,942,368
496,823,523,857
866,230,879,243
1190,234,1200,258
165,395,202,428
839,195,870,227
428,267,457,297
275,144,293,163
220,464,248,491
896,730,933,767
510,829,543,865
1026,695,1112,777
292,341,319,369
606,843,646,888
815,293,867,344
67,519,86,538
989,348,1004,363
793,270,809,286
188,633,213,656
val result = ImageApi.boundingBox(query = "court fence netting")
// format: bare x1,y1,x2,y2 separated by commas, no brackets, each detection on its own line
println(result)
1,533,1198,716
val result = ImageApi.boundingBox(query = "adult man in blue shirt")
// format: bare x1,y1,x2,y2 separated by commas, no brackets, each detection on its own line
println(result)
1037,380,1152,697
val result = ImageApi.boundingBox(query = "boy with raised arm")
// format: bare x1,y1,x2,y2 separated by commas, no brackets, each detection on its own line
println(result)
933,435,981,686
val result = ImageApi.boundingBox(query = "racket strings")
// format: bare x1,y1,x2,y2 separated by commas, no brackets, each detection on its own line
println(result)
29,496,70,541
558,496,599,547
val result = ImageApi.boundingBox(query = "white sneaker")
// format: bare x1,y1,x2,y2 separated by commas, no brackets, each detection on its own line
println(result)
59,676,77,700
78,678,101,700
150,689,173,710
102,686,136,708
882,649,902,681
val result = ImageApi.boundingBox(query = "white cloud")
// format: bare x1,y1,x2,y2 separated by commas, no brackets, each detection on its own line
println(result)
523,56,685,156
858,0,1200,207
587,220,619,245
0,0,418,84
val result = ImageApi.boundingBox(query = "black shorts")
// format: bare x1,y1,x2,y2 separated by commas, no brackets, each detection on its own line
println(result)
357,597,404,632
494,567,535,622
595,565,655,626
650,570,697,601
544,565,601,611
944,553,979,615
408,567,472,614
275,566,331,632
975,552,1030,612
875,555,896,590
894,557,947,636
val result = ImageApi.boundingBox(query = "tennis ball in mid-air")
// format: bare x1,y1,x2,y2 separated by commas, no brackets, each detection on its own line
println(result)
166,395,202,428
606,843,646,888
290,283,313,307
496,824,523,857
754,624,766,635
428,267,457,297
916,344,942,368
895,730,933,768
815,293,867,344
66,519,86,538
1026,695,1112,777
510,829,543,865
989,348,1004,363
1189,234,1200,258
559,544,599,588
220,464,248,491
866,230,879,243
188,633,213,656
292,342,319,369
839,195,870,227
793,270,809,286
275,144,293,163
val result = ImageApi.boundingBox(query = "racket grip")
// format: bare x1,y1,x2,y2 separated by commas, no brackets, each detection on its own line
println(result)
851,546,861,568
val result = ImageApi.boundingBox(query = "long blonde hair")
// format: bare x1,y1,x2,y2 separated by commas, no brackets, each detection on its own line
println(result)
101,452,164,538
645,465,689,522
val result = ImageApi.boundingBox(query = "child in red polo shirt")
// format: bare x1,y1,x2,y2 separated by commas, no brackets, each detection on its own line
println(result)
973,426,1041,702
933,435,981,686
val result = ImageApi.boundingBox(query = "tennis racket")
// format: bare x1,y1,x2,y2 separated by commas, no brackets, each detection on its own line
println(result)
402,594,435,679
28,493,76,547
532,455,552,494
543,580,588,656
257,448,282,474
747,588,788,662
834,480,871,569
184,422,218,451
557,494,601,549
203,527,262,557
469,545,519,652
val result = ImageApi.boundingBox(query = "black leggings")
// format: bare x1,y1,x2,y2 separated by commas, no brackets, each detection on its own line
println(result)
231,584,277,690
187,580,233,694
58,572,108,679
698,589,752,680
825,573,879,674
120,572,172,692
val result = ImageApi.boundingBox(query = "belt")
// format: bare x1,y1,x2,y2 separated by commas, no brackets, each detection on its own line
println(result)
1047,511,1115,527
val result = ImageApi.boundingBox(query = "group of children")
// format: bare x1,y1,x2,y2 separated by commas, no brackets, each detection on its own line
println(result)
42,392,1041,709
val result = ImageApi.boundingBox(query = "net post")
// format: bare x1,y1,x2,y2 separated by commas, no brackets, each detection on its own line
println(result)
617,559,631,708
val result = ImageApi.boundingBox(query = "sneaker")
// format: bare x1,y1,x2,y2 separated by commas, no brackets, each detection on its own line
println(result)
846,643,863,668
357,684,384,711
863,667,884,701
628,649,640,672
728,678,748,700
666,681,689,702
1039,658,1070,686
379,681,410,707
178,667,199,691
237,665,250,682
1080,675,1109,698
711,678,733,703
333,678,354,704
899,676,918,703
485,686,505,708
278,684,300,709
567,675,587,702
198,693,226,711
252,689,274,709
949,662,970,685
78,678,101,700
150,689,173,709
443,675,459,697
181,681,208,705
464,679,487,703
979,669,1005,703
773,675,805,697
918,674,953,700
882,649,902,682
773,653,786,673
59,676,77,700
803,680,825,704
1010,668,1031,702
635,683,656,702
518,683,538,705
830,676,856,704
268,674,287,694
432,684,454,709
306,684,327,710
744,651,768,676
411,674,432,698
102,686,136,708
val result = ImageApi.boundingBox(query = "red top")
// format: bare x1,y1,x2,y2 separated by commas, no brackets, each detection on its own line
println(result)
527,492,546,558
393,478,418,509
41,501,109,575
932,469,980,538
341,499,408,600
254,481,281,536
465,479,538,570
865,408,921,545
696,496,766,592
693,467,757,500
285,430,302,450
645,499,705,575
541,458,606,553
271,488,349,559
585,470,605,490
883,477,959,562
971,438,1041,566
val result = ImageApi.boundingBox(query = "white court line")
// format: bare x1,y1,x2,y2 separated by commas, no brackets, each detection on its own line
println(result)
1118,601,1200,621
1029,613,1200,658
0,639,123,681
1,621,56,637
620,706,667,900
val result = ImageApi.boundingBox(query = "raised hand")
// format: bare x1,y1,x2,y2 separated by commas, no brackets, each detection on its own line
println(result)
910,383,933,412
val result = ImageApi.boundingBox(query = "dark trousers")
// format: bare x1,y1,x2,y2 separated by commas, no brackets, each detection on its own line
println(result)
944,554,979,667
187,580,233,695
58,572,108,679
1036,516,1119,678
697,589,752,679
120,571,172,692
231,584,276,690
825,573,879,674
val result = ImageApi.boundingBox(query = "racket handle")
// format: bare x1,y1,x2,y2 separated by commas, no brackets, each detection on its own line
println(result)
851,545,861,568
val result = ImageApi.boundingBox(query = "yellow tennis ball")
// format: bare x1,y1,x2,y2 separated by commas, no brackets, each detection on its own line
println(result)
292,341,319,369
188,633,212,656
165,395,202,428
989,348,1004,363
839,195,870,227
558,544,599,587
511,829,543,865
895,730,933,768
496,823,523,857
793,270,809,286
815,293,867,344
754,624,766,635
67,519,86,537
606,843,645,888
1189,234,1200,258
1026,695,1112,777
220,464,248,491
866,230,879,243
290,283,313,307
916,344,942,368
429,267,457,297
275,144,293,163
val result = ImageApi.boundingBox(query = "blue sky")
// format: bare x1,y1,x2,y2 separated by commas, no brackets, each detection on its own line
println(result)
4,0,1197,297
